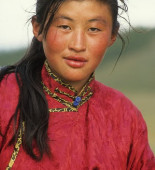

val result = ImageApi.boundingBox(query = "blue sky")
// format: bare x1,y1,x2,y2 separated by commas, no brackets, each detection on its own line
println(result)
0,0,155,50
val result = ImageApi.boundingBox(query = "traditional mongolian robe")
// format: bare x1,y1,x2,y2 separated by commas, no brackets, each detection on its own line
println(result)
0,62,155,169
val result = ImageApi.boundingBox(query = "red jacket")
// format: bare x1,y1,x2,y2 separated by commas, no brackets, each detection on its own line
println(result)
0,64,155,170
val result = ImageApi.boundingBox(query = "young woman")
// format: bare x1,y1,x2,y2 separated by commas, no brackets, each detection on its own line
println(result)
0,0,155,169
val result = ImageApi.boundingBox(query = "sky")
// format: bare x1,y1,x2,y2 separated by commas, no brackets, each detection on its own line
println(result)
0,0,155,50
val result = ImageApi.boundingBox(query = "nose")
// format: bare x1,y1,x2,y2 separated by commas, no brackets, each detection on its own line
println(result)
68,30,86,52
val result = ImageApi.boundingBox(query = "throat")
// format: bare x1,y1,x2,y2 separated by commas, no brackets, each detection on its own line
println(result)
69,79,89,94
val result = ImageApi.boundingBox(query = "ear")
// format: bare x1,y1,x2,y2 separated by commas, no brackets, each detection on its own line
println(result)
108,34,117,47
108,23,119,47
32,16,43,42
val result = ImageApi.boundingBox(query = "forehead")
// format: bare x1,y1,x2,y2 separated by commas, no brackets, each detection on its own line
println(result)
53,0,112,21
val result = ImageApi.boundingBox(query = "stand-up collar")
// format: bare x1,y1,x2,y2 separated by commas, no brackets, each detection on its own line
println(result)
41,61,94,112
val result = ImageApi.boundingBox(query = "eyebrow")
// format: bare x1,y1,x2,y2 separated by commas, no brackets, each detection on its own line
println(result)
88,17,107,25
54,15,73,21
54,15,107,25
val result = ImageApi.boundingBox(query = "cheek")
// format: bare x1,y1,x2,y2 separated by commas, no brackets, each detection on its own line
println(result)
89,35,110,58
45,28,67,53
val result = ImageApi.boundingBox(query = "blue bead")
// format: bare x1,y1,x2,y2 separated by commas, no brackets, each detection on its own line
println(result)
73,97,81,107
73,101,79,107
75,96,81,102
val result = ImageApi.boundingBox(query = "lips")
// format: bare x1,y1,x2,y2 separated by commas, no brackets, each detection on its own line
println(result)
64,56,87,68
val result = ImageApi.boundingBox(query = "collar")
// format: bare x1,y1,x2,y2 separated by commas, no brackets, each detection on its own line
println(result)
41,61,94,112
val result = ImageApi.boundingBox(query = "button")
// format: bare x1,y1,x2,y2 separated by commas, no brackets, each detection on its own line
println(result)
73,96,81,107
75,96,81,102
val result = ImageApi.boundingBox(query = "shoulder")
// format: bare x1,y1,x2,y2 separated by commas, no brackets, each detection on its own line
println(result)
93,80,131,104
0,72,19,106
0,73,19,100
93,80,143,122
92,81,148,141
0,72,18,87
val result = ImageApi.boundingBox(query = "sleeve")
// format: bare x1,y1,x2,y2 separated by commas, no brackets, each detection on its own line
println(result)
0,77,6,149
0,74,19,150
127,109,155,170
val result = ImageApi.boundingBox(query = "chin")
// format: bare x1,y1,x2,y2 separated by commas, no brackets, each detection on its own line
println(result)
65,75,90,84
65,77,84,83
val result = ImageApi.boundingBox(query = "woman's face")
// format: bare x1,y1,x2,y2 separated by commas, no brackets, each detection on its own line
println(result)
33,0,116,90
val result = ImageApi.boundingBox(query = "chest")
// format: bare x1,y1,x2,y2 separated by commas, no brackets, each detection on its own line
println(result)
0,102,131,170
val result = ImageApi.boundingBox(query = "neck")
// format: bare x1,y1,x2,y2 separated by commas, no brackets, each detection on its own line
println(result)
44,60,94,94
67,78,90,94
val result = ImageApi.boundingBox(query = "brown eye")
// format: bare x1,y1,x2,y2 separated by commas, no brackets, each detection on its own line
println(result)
88,27,101,32
57,25,71,30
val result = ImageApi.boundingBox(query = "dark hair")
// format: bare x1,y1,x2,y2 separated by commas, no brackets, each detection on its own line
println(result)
0,0,129,160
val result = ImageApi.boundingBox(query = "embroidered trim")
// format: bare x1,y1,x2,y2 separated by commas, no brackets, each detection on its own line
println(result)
55,88,75,99
42,82,93,111
49,107,77,112
78,91,93,107
6,122,25,170
81,86,91,97
78,77,93,97
42,82,75,108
